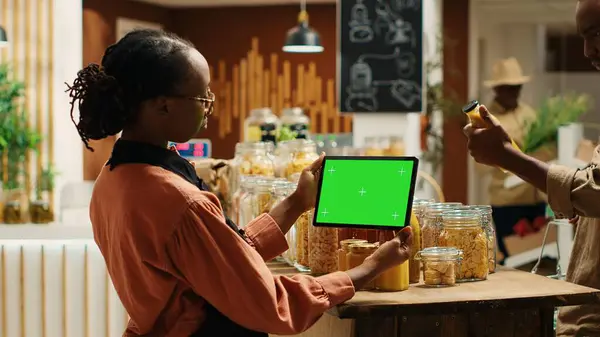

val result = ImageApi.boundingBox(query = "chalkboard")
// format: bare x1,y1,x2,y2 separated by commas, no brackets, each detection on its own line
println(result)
338,0,424,113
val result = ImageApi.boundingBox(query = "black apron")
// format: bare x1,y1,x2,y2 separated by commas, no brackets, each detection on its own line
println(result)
107,139,268,337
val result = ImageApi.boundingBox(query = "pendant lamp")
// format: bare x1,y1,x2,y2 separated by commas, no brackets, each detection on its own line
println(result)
0,25,7,47
282,0,324,53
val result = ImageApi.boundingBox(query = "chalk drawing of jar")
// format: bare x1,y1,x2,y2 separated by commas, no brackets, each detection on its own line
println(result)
345,61,378,112
349,1,374,43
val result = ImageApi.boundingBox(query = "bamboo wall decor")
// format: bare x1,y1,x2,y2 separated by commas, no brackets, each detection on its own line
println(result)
0,0,55,205
208,37,353,141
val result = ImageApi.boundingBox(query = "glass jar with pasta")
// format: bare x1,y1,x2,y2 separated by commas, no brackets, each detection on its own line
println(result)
273,140,292,178
439,210,488,282
272,181,297,265
469,205,497,274
284,140,318,180
309,224,338,275
287,174,312,271
238,177,260,229
414,247,463,287
421,202,462,249
385,136,405,156
363,136,384,156
238,142,275,177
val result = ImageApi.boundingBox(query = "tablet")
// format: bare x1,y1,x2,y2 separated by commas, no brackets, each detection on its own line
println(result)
313,156,419,230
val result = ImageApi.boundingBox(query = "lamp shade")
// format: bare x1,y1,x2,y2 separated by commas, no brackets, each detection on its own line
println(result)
0,25,7,47
283,22,323,53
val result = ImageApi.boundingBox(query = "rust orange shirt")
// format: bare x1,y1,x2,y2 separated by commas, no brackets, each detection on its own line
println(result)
90,140,355,337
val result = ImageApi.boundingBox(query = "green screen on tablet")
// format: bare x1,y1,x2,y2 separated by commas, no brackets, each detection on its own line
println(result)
313,156,419,229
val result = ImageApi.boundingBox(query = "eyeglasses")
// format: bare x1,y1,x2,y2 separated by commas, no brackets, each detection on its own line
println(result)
188,89,215,115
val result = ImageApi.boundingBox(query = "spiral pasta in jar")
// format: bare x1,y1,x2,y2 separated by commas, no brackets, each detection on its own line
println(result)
469,205,497,273
414,247,463,287
309,225,339,275
439,210,488,282
284,139,319,180
421,203,462,249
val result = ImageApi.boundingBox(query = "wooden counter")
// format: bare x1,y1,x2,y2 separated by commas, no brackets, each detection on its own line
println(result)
269,263,600,337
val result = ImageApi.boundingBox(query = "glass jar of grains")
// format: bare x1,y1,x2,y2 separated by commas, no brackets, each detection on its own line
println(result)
469,205,497,273
251,178,280,216
272,181,297,266
309,224,339,275
439,210,488,282
338,239,367,271
347,243,378,290
273,140,292,178
385,136,405,156
3,200,23,224
421,202,462,249
284,139,319,180
238,177,260,229
287,174,312,272
414,247,463,287
363,136,384,156
238,142,275,177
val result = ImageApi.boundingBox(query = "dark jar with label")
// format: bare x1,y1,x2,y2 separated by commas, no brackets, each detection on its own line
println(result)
244,108,280,143
280,107,310,139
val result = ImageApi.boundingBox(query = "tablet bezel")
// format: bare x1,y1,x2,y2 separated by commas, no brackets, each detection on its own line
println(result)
313,156,419,230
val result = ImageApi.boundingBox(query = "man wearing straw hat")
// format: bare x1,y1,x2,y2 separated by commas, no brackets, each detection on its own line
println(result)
480,58,553,264
464,1,600,334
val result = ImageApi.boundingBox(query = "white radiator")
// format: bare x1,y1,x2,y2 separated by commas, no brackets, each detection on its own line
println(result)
0,240,128,337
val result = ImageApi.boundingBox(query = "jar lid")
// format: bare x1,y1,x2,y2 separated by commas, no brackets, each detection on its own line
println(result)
349,242,378,253
441,209,480,226
250,107,274,117
282,107,305,116
425,203,462,216
468,205,493,214
340,239,368,249
415,247,463,260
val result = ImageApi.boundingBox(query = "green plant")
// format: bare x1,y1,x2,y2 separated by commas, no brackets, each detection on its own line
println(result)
522,92,591,154
420,34,463,177
37,164,57,198
0,63,42,190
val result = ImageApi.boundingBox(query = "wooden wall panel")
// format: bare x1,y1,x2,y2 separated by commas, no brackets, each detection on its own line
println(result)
170,4,344,159
0,0,55,201
81,0,172,180
442,0,469,203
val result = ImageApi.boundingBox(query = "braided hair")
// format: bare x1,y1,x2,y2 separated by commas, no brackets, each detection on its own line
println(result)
66,29,194,151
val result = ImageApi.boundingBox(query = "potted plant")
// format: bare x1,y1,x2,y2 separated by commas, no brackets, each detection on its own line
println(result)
30,164,56,224
0,63,42,223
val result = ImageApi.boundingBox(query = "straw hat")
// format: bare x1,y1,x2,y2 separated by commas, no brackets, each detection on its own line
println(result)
483,57,531,88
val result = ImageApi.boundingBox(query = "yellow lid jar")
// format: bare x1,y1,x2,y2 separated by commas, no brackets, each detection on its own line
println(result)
347,243,378,290
338,239,367,271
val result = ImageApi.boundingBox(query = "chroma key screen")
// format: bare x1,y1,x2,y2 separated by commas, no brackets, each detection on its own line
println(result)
314,157,418,229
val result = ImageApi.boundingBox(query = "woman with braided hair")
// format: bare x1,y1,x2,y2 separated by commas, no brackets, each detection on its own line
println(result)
66,29,413,337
